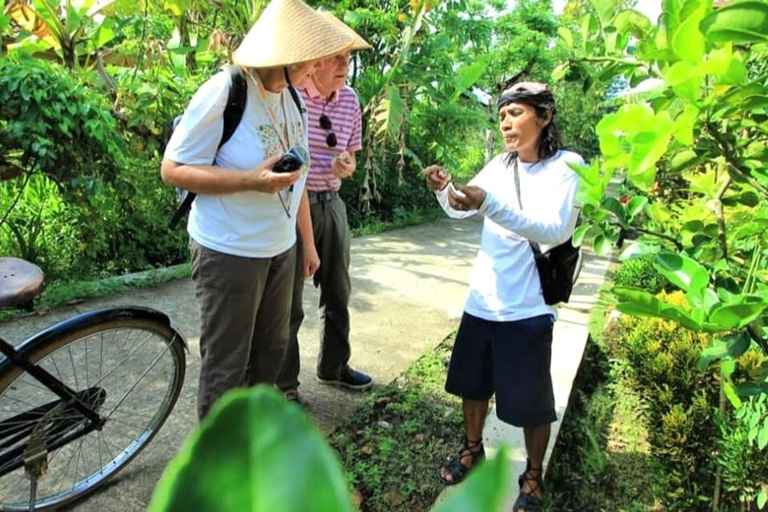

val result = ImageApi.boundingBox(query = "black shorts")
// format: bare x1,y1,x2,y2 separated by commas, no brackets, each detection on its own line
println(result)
445,312,556,427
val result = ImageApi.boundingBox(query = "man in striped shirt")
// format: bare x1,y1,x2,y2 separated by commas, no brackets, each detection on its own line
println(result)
276,45,373,404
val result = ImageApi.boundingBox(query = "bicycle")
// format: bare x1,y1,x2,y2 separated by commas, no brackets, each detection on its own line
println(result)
0,257,188,511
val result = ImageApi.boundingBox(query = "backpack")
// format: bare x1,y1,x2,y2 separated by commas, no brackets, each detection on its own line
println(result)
512,155,583,305
168,65,306,228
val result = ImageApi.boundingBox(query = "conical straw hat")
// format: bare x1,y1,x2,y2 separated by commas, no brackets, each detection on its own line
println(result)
318,10,372,51
233,0,355,68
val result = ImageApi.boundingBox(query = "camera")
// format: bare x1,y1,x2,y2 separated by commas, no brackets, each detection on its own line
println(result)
272,147,306,174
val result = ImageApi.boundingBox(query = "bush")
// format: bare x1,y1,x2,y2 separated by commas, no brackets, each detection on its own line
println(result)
611,254,666,294
605,291,768,509
607,291,719,508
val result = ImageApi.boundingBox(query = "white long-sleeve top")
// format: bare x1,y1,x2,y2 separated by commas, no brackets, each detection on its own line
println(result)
435,150,582,322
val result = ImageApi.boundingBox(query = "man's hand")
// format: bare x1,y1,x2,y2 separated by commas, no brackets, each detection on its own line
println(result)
422,165,450,191
249,155,301,193
448,184,486,211
332,151,355,179
303,243,320,279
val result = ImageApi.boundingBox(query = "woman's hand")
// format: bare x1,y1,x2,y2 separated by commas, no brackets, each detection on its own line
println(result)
422,165,450,191
448,185,486,211
302,243,320,279
249,155,301,193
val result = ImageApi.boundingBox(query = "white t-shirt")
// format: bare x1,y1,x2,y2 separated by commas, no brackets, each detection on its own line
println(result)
435,150,582,322
164,68,309,258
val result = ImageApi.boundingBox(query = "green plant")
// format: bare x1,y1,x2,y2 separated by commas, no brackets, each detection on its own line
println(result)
0,58,124,219
611,254,666,294
149,386,511,512
717,394,768,509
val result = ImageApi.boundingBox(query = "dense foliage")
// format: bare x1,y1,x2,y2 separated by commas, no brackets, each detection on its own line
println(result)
553,0,768,506
0,0,604,282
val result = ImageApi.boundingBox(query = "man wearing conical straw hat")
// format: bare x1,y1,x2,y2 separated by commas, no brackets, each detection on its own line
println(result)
276,10,373,405
161,0,355,419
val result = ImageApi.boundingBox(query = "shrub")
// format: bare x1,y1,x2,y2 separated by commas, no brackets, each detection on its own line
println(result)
611,254,666,294
607,291,719,507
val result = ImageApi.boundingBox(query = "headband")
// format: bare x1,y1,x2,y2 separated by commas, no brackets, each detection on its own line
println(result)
497,82,556,113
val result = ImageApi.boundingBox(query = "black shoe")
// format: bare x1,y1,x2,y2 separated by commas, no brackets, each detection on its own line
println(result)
317,367,373,391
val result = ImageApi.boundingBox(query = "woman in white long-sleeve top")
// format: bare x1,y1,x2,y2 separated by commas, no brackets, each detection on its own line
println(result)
423,81,582,512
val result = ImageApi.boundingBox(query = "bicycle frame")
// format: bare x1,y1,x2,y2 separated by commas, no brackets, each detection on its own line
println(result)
0,307,189,479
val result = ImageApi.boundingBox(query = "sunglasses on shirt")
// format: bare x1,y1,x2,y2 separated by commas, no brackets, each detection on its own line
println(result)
319,114,338,148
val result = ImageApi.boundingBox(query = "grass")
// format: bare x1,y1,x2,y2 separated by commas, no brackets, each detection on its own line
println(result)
328,333,463,512
0,264,191,323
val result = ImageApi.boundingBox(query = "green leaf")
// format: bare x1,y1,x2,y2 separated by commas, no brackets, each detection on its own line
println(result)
665,61,701,101
552,63,570,82
613,286,703,331
431,447,510,512
700,0,768,43
148,387,353,512
673,104,699,145
672,2,707,63
602,196,626,224
558,26,574,48
758,420,768,450
572,224,591,247
758,489,767,509
723,381,743,409
653,251,710,295
594,233,613,255
626,196,648,220
614,9,652,39
670,149,701,171
452,57,489,102
628,130,670,191
709,300,768,330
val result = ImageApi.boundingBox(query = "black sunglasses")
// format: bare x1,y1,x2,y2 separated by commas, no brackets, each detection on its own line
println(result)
319,114,338,148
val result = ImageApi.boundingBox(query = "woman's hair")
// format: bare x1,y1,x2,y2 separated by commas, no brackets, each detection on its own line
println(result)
497,82,563,162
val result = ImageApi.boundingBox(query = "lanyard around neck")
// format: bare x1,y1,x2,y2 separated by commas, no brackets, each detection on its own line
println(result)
254,77,292,151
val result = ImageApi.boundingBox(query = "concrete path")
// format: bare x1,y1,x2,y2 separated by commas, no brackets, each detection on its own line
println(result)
0,216,609,511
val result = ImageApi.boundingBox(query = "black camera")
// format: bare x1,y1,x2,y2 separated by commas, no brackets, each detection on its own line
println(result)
273,147,306,174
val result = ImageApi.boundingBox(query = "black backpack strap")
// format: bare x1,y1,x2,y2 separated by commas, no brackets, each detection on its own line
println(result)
169,65,248,229
218,64,248,149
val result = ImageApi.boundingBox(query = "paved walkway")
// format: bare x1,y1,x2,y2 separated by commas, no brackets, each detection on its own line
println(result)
0,216,610,511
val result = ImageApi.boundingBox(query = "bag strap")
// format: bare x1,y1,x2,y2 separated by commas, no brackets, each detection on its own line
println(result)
170,65,248,229
511,155,543,256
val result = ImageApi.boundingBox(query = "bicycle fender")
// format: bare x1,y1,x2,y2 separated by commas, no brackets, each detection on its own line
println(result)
7,307,190,366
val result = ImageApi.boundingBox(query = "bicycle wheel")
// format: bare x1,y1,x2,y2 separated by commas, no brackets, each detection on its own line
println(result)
0,314,186,511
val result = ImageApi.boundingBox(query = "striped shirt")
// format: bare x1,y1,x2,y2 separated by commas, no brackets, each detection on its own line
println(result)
302,81,363,192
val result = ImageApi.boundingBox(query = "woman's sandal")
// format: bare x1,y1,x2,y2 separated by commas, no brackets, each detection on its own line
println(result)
513,460,544,512
438,437,485,485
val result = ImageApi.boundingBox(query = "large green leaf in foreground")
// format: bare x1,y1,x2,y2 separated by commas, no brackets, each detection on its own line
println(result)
148,386,354,512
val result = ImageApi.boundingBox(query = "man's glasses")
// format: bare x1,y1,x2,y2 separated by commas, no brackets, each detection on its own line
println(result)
319,114,337,148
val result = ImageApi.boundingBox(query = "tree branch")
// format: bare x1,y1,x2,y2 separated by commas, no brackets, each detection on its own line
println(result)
712,174,732,261
747,325,768,355
627,227,684,251
707,122,768,197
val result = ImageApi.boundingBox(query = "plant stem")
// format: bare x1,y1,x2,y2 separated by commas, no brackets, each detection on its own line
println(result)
712,174,732,261
707,123,768,197
628,227,684,251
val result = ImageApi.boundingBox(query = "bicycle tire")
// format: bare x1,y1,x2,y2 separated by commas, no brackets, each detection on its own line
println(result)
0,312,186,511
